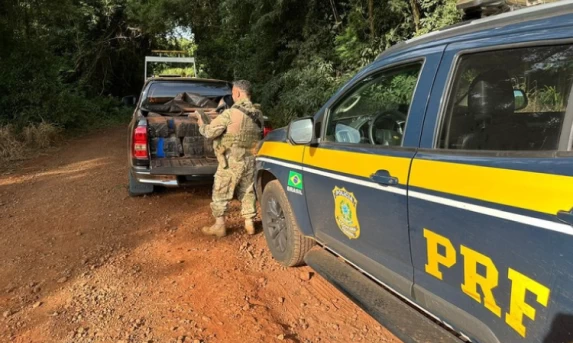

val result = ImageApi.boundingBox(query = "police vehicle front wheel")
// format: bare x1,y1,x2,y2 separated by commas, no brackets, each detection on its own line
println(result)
261,180,315,267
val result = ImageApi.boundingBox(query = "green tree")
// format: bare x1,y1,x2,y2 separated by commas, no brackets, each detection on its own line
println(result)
0,0,461,131
184,0,460,125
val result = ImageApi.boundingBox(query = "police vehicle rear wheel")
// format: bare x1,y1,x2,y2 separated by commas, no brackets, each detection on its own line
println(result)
261,180,314,267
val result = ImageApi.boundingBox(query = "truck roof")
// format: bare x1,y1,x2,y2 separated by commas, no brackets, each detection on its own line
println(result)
145,77,230,84
377,0,573,61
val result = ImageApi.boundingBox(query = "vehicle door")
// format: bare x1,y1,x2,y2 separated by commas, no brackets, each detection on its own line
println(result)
302,46,444,298
409,37,573,343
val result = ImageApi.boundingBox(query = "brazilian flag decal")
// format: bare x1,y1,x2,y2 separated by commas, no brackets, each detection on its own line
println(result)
288,171,303,190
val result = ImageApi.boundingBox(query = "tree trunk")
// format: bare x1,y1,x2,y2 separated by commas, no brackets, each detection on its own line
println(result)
368,0,375,38
410,0,421,34
23,1,31,38
329,0,341,23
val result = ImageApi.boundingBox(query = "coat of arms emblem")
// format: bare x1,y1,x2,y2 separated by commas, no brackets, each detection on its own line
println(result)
332,186,361,239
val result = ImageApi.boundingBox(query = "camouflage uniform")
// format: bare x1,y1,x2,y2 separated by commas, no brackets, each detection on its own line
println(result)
198,99,263,220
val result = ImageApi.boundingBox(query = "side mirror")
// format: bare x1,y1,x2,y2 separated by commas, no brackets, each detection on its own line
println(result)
122,95,137,106
513,89,528,111
288,117,314,145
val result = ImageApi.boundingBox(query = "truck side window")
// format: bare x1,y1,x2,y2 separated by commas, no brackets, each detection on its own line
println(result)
325,63,422,146
439,45,573,151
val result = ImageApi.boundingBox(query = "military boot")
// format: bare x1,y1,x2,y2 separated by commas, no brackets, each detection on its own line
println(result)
245,219,256,235
202,217,226,237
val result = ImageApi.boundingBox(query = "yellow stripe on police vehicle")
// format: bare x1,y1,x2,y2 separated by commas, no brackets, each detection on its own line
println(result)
259,141,573,221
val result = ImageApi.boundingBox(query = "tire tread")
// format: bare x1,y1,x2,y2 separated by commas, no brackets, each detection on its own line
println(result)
263,180,314,267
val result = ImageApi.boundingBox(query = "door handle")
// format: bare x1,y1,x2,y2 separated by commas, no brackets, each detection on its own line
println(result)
557,208,573,226
370,170,399,186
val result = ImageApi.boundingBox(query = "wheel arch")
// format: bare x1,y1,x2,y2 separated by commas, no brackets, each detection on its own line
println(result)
256,169,277,200
255,166,315,238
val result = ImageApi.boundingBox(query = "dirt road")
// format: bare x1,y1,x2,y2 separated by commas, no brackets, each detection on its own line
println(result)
0,126,401,343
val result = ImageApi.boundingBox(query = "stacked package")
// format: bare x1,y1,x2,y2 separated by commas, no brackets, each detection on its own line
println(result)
147,115,169,138
174,117,199,138
182,136,204,156
203,139,216,158
150,137,183,158
164,136,183,157
148,115,204,158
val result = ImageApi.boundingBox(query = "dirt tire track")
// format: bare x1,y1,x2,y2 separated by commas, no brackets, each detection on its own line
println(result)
0,126,401,343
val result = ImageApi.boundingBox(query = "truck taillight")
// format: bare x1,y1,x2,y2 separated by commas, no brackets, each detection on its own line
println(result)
133,126,148,159
263,127,272,138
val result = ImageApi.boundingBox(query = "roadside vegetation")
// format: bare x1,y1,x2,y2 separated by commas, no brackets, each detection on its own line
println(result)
0,0,464,163
0,123,60,162
184,0,461,126
0,1,158,163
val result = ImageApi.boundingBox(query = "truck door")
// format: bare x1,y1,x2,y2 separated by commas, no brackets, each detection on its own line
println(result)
302,46,444,298
409,38,573,343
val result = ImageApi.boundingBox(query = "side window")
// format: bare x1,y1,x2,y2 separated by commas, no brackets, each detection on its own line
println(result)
325,63,422,146
439,45,573,151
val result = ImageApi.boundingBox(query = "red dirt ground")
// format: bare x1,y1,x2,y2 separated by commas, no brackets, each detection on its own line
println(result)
0,126,401,343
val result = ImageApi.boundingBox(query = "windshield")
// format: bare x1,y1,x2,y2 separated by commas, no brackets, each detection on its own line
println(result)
144,81,232,105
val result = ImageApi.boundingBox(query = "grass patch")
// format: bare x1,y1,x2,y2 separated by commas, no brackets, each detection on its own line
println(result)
22,122,62,149
0,106,131,166
0,125,25,162
0,122,62,163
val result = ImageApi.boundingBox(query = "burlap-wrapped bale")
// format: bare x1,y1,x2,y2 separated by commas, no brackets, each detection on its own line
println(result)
174,117,198,138
164,135,182,157
150,138,159,158
182,136,204,157
147,116,169,138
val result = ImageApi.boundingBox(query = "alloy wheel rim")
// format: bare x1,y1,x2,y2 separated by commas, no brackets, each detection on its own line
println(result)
266,197,287,253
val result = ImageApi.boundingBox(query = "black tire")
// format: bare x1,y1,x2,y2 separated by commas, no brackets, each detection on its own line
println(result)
128,170,154,197
261,180,315,267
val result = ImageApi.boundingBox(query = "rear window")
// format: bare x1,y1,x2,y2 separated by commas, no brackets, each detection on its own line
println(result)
439,44,573,151
145,81,231,104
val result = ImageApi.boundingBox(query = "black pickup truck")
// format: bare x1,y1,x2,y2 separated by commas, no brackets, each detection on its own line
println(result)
127,77,270,196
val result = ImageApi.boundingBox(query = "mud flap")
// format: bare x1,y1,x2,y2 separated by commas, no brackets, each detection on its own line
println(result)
304,249,462,343
128,171,154,197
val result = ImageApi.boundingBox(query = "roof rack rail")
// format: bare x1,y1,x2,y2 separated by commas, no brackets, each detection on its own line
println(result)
457,0,509,19
145,50,197,80
457,0,532,20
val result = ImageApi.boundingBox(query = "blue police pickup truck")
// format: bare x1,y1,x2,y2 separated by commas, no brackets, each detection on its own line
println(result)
254,1,573,342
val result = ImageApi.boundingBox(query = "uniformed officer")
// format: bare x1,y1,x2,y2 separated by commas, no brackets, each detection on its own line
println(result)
191,80,263,237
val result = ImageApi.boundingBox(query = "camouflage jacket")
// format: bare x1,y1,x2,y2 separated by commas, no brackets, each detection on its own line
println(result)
199,98,263,158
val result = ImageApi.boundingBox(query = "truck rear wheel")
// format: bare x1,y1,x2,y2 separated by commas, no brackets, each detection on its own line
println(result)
261,180,315,267
128,170,154,197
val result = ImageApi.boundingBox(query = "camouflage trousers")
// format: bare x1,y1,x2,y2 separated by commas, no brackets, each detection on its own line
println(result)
211,154,256,219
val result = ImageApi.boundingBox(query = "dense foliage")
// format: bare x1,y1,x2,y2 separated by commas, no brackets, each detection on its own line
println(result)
0,0,461,131
0,0,161,130
189,0,461,125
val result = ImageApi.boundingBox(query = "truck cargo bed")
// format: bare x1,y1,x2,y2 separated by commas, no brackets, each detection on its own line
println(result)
150,157,218,175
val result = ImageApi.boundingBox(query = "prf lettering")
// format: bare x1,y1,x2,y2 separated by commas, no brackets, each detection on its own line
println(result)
423,228,551,338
